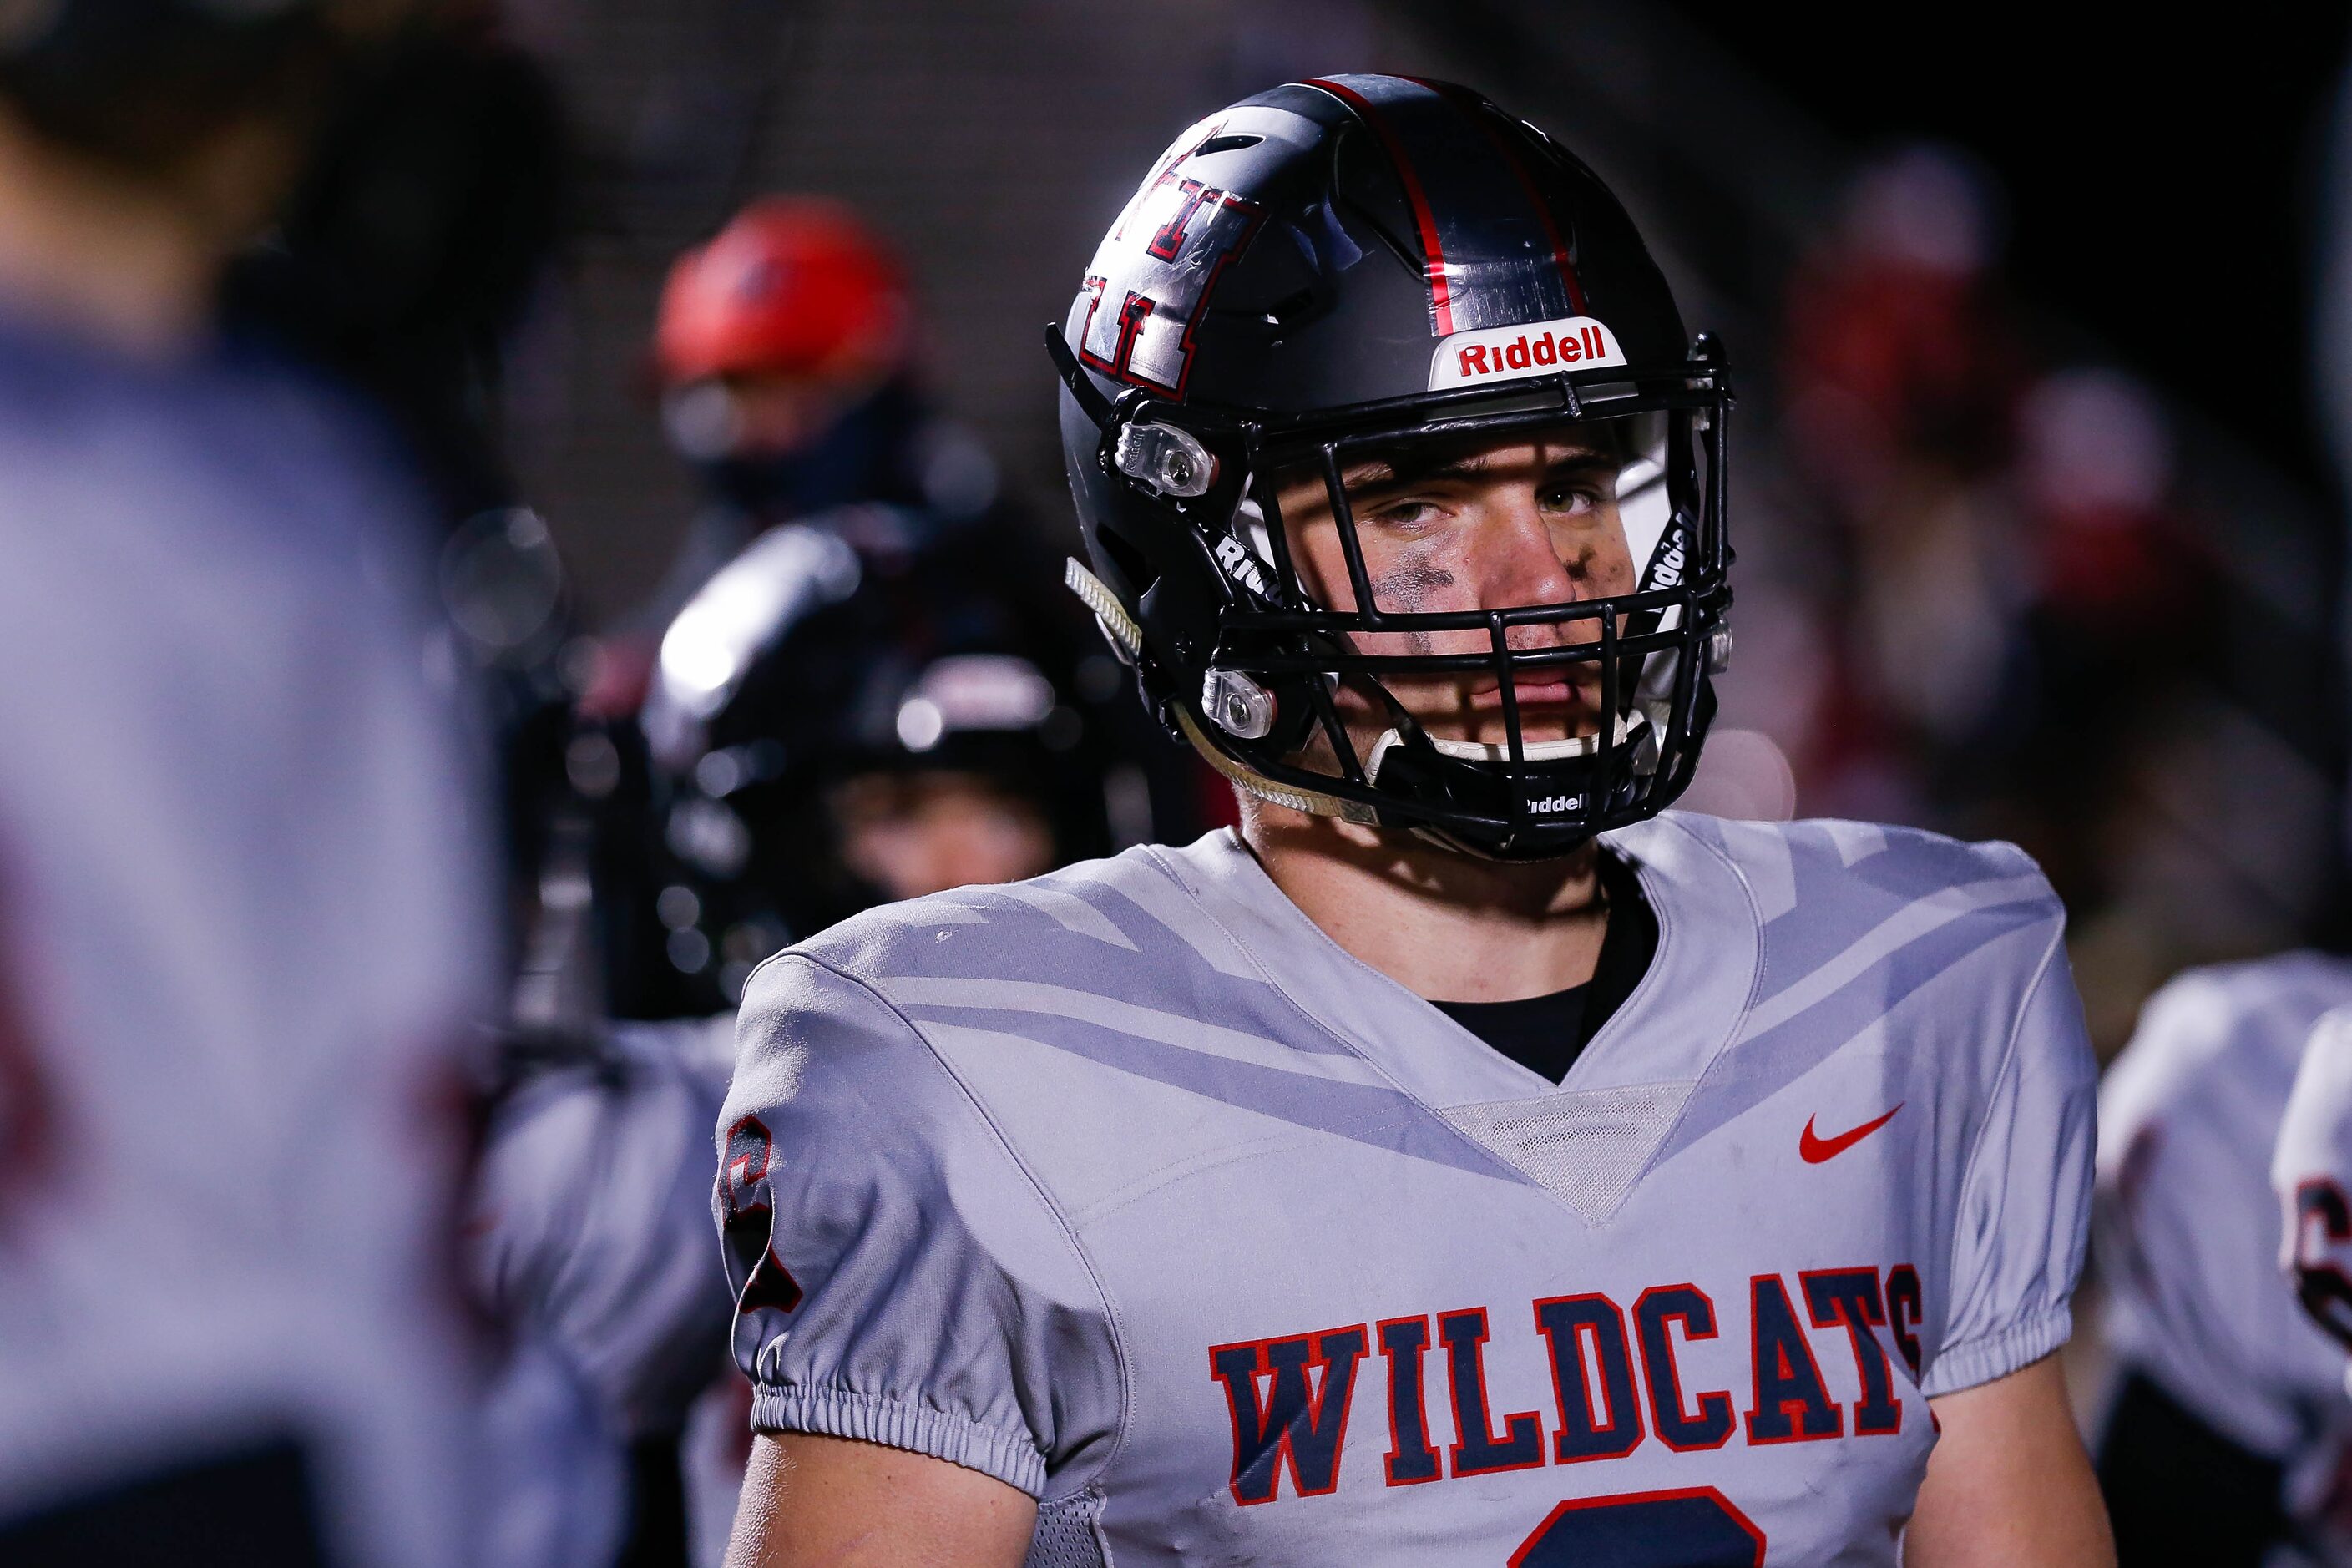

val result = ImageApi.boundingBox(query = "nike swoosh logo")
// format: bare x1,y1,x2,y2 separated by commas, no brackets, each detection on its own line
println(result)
1800,1104,1903,1164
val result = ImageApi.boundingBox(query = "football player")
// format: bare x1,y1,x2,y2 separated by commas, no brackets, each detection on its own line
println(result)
473,536,1140,1565
582,196,1010,714
715,76,2111,1566
610,495,1130,1018
0,3,493,1564
2094,960,2352,1565
2280,1004,2352,1362
469,1014,741,1568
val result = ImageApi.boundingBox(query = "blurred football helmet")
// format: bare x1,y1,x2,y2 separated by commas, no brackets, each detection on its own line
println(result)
1053,74,1732,860
616,506,1115,1014
655,196,911,391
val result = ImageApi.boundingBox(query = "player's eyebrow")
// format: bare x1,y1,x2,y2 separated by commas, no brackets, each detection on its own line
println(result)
1338,453,1485,493
1338,442,1612,498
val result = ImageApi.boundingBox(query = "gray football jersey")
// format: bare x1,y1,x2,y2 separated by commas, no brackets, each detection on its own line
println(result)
2098,955,2352,1462
716,817,2095,1566
2277,1003,2352,1394
472,1016,738,1442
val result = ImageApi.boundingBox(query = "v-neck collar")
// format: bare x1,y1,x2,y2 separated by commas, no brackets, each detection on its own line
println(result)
1148,817,1763,1110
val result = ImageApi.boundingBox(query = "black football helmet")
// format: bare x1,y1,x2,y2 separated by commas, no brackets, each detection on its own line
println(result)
1052,74,1732,860
609,505,1120,1015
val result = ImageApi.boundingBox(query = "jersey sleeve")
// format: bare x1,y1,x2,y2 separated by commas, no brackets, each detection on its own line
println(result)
2274,1005,2352,1355
469,1019,738,1439
713,951,1123,1499
1924,924,2098,1397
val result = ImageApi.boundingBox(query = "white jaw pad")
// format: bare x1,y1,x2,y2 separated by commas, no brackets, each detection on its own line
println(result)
1364,709,1648,780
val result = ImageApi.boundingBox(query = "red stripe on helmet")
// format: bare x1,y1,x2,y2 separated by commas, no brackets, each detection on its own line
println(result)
1302,77,1455,336
1414,77,1587,316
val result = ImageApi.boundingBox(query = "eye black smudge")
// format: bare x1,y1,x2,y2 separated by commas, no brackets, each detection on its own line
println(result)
1372,559,1455,610
1370,559,1454,655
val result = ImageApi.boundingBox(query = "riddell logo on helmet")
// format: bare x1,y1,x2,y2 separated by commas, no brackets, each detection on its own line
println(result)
1428,316,1627,391
1214,533,1272,599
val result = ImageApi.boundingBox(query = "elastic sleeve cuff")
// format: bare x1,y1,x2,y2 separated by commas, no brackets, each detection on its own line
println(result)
1920,1304,2073,1399
749,1382,1048,1497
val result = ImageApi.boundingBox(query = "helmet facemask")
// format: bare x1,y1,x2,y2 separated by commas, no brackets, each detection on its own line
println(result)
1059,336,1732,860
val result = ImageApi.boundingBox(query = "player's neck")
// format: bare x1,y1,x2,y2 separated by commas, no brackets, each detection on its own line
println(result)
1237,797,1609,1004
0,109,290,361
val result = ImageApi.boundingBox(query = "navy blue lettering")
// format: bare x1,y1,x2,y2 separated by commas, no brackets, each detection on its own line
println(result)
1209,1325,1369,1505
1743,1274,1840,1443
1803,1268,1901,1435
1513,1487,1766,1567
1439,1307,1544,1476
1376,1317,1441,1485
1534,1293,1644,1463
1634,1284,1735,1452
1884,1264,1924,1379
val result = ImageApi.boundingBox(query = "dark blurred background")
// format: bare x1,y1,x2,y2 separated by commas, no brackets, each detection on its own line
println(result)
491,0,2352,1058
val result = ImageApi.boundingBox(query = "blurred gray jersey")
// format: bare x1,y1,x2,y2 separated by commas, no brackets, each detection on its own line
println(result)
473,1016,739,1439
2276,1004,2352,1378
470,1019,743,1568
469,1014,744,1568
2098,955,2352,1466
0,324,490,1565
718,817,2094,1566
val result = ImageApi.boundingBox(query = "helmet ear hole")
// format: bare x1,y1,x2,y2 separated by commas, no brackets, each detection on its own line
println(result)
1095,527,1159,605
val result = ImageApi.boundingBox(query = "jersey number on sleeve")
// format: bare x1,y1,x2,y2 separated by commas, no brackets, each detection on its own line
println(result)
1509,1486,1764,1567
2292,1178,2352,1351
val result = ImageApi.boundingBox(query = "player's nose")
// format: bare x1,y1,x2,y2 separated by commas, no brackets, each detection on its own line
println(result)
1477,492,1581,621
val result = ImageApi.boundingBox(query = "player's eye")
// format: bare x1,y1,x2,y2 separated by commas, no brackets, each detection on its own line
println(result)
1540,482,1601,516
1364,498,1442,529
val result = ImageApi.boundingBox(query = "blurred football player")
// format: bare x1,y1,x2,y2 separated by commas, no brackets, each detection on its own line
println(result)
2274,1003,2352,1562
0,3,494,1565
2281,1006,2352,1364
605,192,1211,832
615,495,1123,1019
716,75,2112,1566
477,539,1126,1565
2094,959,2352,1565
655,199,919,537
475,191,1169,1566
579,195,997,716
468,1014,740,1568
581,193,1194,1012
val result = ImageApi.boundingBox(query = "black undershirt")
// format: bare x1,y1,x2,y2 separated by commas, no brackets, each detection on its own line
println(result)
1429,852,1658,1085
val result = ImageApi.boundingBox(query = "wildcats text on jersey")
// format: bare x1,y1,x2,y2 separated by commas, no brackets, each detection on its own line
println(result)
1209,1264,1923,1507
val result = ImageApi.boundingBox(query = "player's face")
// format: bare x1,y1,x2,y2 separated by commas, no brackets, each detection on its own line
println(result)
831,770,1057,901
1271,425,1638,753
662,368,860,463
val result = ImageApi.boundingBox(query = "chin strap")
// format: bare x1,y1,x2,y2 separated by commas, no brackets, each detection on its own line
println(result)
1065,557,1142,658
1175,704,1370,822
1067,557,1367,822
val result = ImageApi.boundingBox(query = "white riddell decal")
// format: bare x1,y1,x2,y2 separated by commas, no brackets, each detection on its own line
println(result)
1213,533,1272,599
1427,316,1626,390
